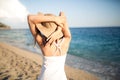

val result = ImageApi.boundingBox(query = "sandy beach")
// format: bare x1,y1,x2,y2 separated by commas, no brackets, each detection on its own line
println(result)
0,42,99,80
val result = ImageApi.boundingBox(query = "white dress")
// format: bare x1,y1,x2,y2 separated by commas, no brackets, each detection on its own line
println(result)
38,38,67,80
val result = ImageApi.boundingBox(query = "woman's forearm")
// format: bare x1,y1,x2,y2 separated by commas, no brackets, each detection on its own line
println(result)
27,15,57,24
62,23,71,40
27,15,37,37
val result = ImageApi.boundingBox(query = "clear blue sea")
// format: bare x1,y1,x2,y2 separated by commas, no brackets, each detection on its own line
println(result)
0,27,120,80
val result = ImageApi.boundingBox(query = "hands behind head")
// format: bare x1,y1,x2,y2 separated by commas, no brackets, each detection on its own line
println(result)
46,26,62,45
37,12,66,28
36,12,67,46
45,12,66,46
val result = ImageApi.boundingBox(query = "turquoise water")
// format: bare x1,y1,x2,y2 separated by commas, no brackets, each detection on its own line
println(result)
0,27,120,80
69,27,120,64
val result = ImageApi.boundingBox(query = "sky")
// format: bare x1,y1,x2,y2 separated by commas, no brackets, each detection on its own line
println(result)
0,0,120,29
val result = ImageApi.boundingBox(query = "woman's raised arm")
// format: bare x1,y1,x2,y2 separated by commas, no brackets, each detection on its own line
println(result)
27,14,62,26
59,12,71,41
47,12,71,44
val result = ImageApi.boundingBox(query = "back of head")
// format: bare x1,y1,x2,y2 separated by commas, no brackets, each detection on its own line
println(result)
37,13,63,38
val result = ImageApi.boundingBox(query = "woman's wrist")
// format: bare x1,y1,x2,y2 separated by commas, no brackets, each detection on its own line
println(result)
57,26,62,32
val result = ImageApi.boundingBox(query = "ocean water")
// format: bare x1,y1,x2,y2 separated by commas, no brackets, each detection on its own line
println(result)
0,27,120,80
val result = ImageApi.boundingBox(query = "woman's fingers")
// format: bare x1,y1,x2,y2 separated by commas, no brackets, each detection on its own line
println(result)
47,26,62,42
47,38,54,45
46,32,59,45
47,34,53,42
59,12,66,25
59,12,65,17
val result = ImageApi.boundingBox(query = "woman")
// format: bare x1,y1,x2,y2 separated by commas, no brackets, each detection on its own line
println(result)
27,12,71,80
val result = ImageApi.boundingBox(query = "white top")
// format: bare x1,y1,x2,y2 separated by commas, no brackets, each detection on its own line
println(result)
38,38,67,80
38,54,67,80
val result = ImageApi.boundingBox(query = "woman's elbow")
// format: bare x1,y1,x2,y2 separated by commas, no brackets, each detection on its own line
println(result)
27,15,33,22
65,34,72,41
27,15,37,24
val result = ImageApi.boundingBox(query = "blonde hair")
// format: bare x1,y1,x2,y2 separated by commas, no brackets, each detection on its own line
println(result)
34,13,63,46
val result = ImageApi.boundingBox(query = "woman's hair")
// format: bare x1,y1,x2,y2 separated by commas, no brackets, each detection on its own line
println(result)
34,13,63,46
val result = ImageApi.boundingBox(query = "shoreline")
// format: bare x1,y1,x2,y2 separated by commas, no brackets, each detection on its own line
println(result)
0,42,99,80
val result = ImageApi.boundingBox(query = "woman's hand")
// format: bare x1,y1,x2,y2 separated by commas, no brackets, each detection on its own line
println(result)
53,12,66,28
46,12,68,45
46,26,62,45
